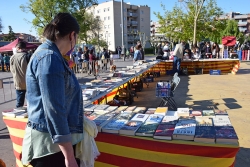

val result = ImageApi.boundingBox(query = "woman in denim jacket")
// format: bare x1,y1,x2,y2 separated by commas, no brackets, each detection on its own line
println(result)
22,13,83,167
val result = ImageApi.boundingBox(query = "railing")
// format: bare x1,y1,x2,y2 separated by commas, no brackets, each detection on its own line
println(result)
0,77,15,103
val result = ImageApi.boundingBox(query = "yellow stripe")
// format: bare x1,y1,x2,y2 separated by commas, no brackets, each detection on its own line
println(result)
97,142,235,167
95,161,118,167
7,126,25,138
13,142,22,153
3,116,28,122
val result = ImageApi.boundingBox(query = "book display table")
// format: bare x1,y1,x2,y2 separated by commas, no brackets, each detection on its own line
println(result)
3,117,239,167
151,59,240,75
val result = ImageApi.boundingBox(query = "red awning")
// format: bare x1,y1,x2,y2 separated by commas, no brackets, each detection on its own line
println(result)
222,36,236,46
0,38,38,53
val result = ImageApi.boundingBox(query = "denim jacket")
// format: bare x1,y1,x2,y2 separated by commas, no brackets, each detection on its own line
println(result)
26,39,83,143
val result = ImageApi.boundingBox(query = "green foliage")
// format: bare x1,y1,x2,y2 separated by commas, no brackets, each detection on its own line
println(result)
0,17,3,32
144,47,155,54
221,20,239,37
155,0,224,45
3,26,16,41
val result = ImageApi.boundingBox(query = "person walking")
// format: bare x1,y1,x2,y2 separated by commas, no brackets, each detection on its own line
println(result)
0,53,5,72
172,40,186,75
3,54,10,72
133,44,142,63
10,42,28,108
21,13,83,167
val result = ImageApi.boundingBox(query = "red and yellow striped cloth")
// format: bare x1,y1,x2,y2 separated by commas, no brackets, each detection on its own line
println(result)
3,117,239,167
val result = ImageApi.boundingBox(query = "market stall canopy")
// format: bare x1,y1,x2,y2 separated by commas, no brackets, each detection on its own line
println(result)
222,36,236,47
0,38,38,53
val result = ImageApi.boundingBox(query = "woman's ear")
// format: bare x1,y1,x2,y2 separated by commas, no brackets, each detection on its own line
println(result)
69,31,75,42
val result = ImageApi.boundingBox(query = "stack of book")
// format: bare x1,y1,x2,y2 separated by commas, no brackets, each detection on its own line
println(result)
194,117,215,143
2,106,28,118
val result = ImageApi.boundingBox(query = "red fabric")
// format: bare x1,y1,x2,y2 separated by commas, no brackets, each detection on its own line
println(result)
222,36,236,46
0,38,38,52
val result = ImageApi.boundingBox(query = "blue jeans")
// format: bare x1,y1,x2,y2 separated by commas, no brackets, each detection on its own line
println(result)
173,56,182,74
1,62,4,71
16,90,26,108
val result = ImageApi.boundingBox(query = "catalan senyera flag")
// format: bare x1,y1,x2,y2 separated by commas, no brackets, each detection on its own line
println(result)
3,117,239,167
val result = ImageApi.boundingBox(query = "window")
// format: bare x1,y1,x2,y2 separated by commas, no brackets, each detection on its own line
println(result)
141,10,144,14
242,19,247,22
108,16,110,20
104,17,106,20
104,8,106,12
124,17,126,20
141,18,143,21
97,10,100,13
107,7,110,11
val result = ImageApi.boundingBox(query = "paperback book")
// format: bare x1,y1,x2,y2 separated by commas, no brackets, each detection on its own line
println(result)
173,119,196,141
102,112,135,134
177,108,190,117
131,114,149,122
154,107,168,116
124,106,137,113
93,105,110,112
145,108,156,114
119,121,143,136
84,104,99,112
133,107,147,113
105,106,118,112
202,110,215,117
2,109,27,118
135,114,164,136
161,116,179,125
194,117,215,143
93,112,117,132
166,110,178,116
213,117,232,126
189,110,202,117
153,124,176,140
215,126,238,145
214,109,228,116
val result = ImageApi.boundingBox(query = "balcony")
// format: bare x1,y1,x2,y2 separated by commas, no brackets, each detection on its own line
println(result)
238,21,248,27
127,13,137,17
131,21,138,26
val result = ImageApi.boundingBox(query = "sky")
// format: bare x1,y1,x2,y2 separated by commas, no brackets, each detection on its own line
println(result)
0,0,249,37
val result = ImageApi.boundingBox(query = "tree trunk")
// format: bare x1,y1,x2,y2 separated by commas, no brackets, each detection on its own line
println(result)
193,19,197,47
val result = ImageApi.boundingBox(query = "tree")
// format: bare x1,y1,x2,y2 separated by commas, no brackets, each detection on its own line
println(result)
222,20,239,37
3,26,16,41
155,0,225,46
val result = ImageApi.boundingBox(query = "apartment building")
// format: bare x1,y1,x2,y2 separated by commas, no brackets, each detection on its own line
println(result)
90,0,150,51
219,12,250,35
0,33,38,42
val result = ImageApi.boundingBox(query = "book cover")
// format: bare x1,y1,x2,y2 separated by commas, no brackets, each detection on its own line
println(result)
213,117,232,126
14,106,27,112
214,109,228,116
194,126,216,143
173,119,196,140
177,108,190,117
153,124,176,140
84,111,93,117
195,117,213,126
189,110,202,117
202,110,215,116
124,106,137,112
87,112,103,120
93,112,116,132
166,110,178,116
93,105,110,112
84,104,98,112
145,108,156,114
15,112,28,118
119,121,143,136
154,107,168,116
102,112,135,133
146,114,164,124
114,106,128,113
2,109,27,118
215,126,238,144
105,106,118,112
161,116,179,125
131,114,149,122
133,107,147,113
135,122,160,136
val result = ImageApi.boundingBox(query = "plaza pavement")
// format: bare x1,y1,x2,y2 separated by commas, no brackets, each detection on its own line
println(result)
0,57,250,166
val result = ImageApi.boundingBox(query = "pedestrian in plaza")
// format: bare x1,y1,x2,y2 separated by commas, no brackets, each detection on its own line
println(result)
204,42,212,59
172,40,186,75
212,42,220,59
133,44,142,63
156,43,163,60
0,53,5,72
21,13,82,167
10,42,28,108
82,46,89,62
3,54,10,71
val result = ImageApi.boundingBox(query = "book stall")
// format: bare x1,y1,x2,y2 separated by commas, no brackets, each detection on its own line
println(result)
2,59,240,167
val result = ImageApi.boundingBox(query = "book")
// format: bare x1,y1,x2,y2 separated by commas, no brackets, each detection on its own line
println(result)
87,111,104,120
202,110,215,117
177,108,190,117
14,106,27,112
105,106,118,112
133,107,147,113
213,117,232,126
214,109,228,116
135,114,164,136
114,106,128,113
189,110,202,117
131,114,149,122
173,119,196,141
195,117,213,126
119,120,144,136
166,110,178,116
84,111,93,117
102,112,135,134
93,105,110,112
84,104,99,112
161,116,179,125
93,112,117,132
154,107,168,116
215,126,238,145
124,106,137,112
153,124,176,140
194,126,216,143
145,108,156,114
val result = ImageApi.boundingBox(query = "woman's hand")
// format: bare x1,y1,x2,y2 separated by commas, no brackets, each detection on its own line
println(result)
65,158,78,167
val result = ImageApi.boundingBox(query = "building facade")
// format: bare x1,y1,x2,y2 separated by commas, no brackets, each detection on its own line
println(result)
0,33,38,42
219,12,250,35
90,0,150,51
